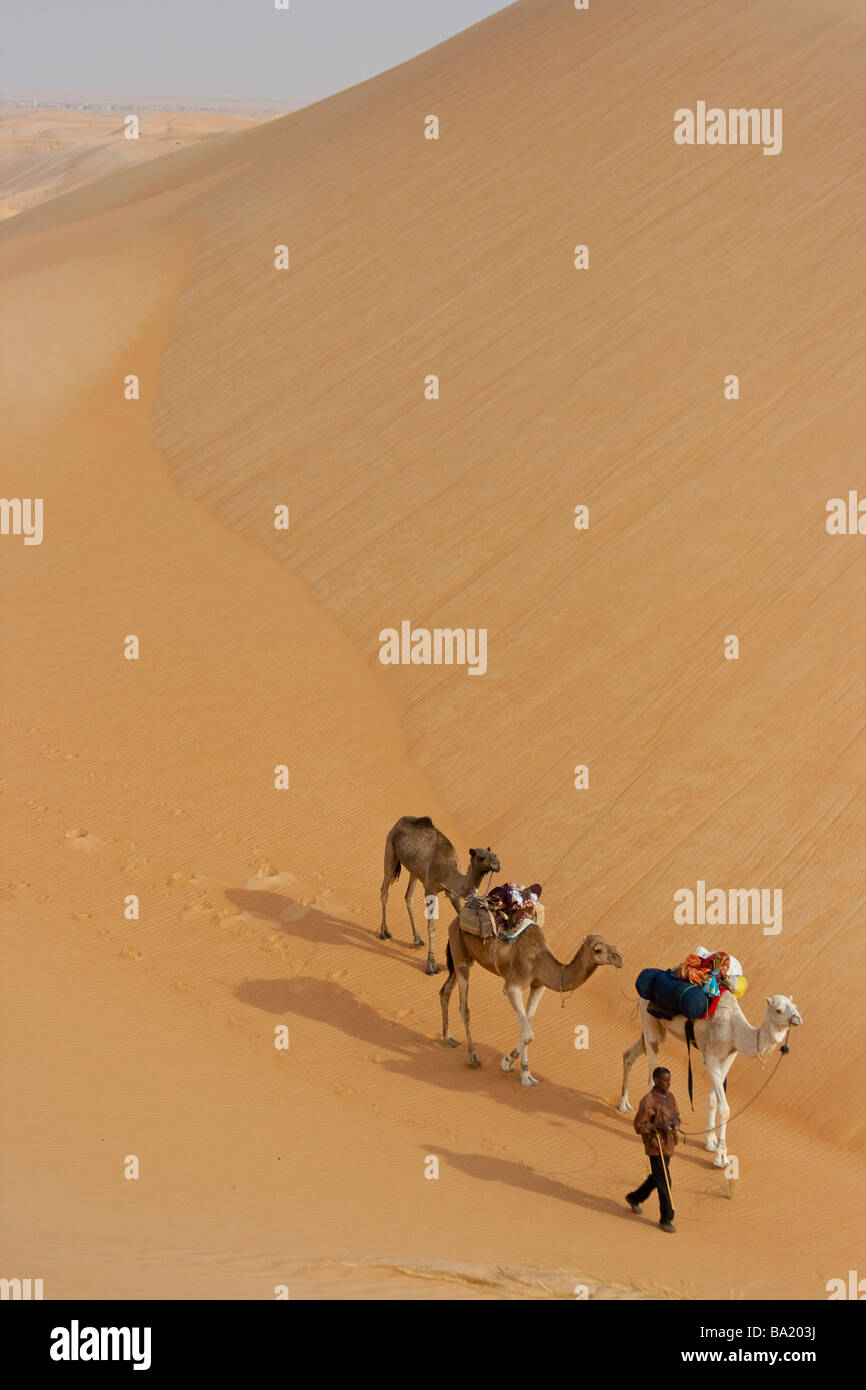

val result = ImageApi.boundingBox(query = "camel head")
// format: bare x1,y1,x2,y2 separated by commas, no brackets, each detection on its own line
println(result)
583,933,623,969
468,846,500,875
765,994,803,1028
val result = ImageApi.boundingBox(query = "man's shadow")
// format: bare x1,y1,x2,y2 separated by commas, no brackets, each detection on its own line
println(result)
428,1145,635,1221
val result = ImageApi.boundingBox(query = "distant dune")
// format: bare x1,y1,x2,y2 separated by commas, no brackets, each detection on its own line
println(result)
0,108,263,220
1,0,864,1300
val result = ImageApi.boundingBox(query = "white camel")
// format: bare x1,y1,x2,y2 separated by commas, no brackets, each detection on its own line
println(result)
618,992,803,1165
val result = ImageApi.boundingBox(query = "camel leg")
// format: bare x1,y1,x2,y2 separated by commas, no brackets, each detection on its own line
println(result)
501,984,545,1078
645,1037,661,1088
456,960,480,1067
422,878,442,974
403,873,425,949
378,838,398,940
618,1034,645,1113
705,1080,719,1152
439,925,462,1049
711,1054,736,1167
526,985,546,1028
641,1012,666,1090
502,983,538,1086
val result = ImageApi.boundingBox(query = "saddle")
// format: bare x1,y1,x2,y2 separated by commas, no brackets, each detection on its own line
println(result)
459,883,544,942
459,893,503,940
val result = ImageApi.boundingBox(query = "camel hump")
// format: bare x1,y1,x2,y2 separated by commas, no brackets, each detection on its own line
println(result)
403,815,434,827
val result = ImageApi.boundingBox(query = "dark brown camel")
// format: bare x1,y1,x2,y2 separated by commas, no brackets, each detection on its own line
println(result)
378,815,500,974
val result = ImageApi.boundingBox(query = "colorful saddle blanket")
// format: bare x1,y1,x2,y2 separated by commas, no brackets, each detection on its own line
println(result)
460,882,542,943
496,915,535,944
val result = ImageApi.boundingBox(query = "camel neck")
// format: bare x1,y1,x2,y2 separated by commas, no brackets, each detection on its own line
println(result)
735,1002,784,1059
546,947,595,993
440,862,475,896
756,1017,785,1057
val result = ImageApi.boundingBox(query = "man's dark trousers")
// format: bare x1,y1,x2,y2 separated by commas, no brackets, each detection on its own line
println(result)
628,1154,674,1224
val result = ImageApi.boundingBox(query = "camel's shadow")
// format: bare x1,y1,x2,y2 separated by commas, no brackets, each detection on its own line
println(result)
386,1048,632,1145
235,974,438,1059
227,888,715,1175
382,1048,716,1171
225,887,434,969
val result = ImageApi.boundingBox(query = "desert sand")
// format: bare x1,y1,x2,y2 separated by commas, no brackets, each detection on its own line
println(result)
0,108,260,221
1,0,864,1300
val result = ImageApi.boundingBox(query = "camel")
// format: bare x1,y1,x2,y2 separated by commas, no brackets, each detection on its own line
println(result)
378,815,500,975
618,991,803,1165
440,916,623,1085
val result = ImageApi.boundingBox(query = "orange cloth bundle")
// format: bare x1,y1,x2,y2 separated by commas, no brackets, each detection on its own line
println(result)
676,950,731,986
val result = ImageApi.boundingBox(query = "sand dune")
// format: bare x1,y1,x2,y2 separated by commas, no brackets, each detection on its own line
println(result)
1,0,865,1299
0,108,260,221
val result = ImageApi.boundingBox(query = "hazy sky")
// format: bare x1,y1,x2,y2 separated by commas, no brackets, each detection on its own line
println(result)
1,0,514,104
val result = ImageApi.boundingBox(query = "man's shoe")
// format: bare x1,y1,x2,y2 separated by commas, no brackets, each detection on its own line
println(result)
659,1220,676,1233
625,1196,642,1214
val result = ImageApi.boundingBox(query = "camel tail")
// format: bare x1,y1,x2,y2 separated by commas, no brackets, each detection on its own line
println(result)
384,825,405,883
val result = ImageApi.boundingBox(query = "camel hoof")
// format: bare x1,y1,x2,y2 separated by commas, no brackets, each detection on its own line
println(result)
425,961,442,976
409,938,423,949
617,1100,633,1114
520,1072,539,1087
378,928,392,940
500,1056,514,1073
468,1055,482,1068
705,1138,718,1152
713,1153,727,1168
444,1035,460,1048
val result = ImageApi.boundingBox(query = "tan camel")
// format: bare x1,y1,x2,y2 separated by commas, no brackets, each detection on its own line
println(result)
378,816,500,975
618,991,803,1165
440,916,623,1085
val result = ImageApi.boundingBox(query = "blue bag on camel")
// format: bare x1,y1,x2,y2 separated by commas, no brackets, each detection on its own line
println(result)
635,967,708,1020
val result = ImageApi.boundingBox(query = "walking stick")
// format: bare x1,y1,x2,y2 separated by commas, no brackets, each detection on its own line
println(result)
656,1132,675,1212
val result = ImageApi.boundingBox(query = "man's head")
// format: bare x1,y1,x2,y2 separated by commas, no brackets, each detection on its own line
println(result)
652,1066,671,1093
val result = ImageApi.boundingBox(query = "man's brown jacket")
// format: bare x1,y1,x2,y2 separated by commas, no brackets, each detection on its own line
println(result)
633,1088,682,1156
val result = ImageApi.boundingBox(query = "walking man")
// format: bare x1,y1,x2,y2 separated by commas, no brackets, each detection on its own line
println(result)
625,1065,682,1233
